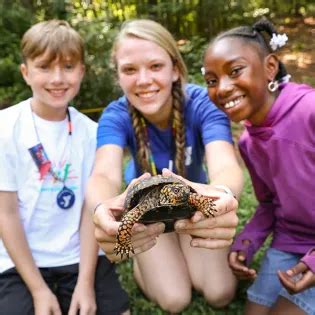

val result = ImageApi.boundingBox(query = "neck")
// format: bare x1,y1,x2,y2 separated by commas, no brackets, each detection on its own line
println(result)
31,100,68,121
248,92,277,126
144,98,173,130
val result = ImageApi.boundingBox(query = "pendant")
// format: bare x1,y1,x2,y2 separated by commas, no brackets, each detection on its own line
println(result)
57,186,75,210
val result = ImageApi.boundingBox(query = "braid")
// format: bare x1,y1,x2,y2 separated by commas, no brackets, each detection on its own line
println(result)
172,80,186,177
215,17,288,81
129,104,151,173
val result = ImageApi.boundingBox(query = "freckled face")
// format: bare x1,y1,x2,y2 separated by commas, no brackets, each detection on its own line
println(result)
115,37,179,126
203,37,276,125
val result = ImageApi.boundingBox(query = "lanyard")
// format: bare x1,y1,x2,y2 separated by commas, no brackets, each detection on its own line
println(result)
140,117,176,175
29,108,72,182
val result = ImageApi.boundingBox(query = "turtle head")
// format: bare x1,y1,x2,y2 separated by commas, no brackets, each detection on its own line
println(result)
159,183,190,205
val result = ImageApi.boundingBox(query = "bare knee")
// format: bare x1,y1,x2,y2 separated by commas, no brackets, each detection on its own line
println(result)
202,282,236,308
155,288,191,313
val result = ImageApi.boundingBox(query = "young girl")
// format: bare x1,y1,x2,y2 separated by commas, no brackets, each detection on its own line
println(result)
87,19,243,313
203,18,315,315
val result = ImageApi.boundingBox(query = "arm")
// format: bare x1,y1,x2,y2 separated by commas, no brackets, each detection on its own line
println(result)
205,140,244,199
0,191,61,315
68,202,98,315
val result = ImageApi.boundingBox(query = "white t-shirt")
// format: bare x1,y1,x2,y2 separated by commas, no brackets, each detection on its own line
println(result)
0,99,97,272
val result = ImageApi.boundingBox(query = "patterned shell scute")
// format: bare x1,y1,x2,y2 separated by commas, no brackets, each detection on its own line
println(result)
124,175,197,232
124,175,194,210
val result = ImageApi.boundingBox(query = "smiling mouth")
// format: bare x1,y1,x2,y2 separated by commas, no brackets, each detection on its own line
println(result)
136,91,158,99
223,95,245,109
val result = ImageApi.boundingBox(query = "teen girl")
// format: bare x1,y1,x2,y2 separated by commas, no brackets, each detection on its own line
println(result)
88,19,243,313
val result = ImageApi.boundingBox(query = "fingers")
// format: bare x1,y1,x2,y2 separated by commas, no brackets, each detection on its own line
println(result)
228,251,256,280
98,222,165,263
278,262,315,294
175,210,238,231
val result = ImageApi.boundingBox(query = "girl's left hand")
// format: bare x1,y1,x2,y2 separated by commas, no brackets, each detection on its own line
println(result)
162,168,238,249
278,262,315,294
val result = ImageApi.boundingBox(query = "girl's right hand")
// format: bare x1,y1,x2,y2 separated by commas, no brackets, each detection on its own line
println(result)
93,173,165,262
228,249,257,280
32,286,61,315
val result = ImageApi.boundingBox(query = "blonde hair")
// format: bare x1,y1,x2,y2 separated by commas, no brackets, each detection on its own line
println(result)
112,19,187,176
21,19,84,63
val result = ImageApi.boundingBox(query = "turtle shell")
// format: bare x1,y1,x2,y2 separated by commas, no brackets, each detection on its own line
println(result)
124,175,197,232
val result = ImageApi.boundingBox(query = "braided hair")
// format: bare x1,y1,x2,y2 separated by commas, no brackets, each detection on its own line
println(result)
112,19,187,176
212,18,288,81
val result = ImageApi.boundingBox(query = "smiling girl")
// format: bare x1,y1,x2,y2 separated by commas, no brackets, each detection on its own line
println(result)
87,19,243,313
203,17,315,315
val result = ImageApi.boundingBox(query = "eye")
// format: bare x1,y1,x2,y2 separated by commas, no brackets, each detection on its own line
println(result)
204,77,217,88
230,66,244,77
173,188,179,194
121,66,136,75
151,63,163,71
64,63,74,70
37,63,49,70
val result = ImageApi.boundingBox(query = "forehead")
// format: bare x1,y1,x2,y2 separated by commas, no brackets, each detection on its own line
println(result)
204,37,261,66
29,50,79,64
115,37,171,65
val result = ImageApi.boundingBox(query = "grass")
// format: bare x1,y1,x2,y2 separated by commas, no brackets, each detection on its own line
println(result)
116,170,270,314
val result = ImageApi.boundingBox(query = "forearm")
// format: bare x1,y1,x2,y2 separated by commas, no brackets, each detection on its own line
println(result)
210,163,244,200
0,193,47,295
85,173,121,212
77,203,99,287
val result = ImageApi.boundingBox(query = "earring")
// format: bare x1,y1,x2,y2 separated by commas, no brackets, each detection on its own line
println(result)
268,80,279,92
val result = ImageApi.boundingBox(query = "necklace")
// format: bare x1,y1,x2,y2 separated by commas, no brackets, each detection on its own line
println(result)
140,117,176,175
28,107,75,210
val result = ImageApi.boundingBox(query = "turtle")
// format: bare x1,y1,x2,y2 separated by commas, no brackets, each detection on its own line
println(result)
114,175,218,259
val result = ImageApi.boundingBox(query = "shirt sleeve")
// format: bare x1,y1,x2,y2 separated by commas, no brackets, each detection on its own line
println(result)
189,85,233,145
231,145,275,265
96,99,130,149
300,248,315,273
0,114,18,191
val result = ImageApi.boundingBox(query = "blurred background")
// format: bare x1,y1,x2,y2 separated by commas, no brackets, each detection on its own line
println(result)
1,1,314,314
1,0,314,118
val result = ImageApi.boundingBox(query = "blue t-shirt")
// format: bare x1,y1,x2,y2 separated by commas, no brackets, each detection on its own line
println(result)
97,84,232,183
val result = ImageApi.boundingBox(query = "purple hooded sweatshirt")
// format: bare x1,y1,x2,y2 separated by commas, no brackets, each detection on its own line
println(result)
231,82,315,272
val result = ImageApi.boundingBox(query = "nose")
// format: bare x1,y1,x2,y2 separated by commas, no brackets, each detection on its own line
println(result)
217,76,233,99
50,67,64,84
136,68,152,86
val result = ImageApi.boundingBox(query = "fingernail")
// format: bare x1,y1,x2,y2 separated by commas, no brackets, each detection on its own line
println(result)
134,225,146,233
155,223,165,232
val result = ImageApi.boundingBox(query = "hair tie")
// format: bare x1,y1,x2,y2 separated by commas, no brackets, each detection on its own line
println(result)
269,33,288,51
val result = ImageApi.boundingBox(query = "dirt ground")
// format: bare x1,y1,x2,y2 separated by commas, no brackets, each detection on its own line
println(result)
278,16,315,85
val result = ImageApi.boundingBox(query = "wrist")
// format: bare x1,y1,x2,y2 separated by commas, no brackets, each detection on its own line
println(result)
213,184,235,198
93,202,103,214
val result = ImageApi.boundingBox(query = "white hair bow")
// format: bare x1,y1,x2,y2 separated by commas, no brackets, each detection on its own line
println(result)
269,33,288,51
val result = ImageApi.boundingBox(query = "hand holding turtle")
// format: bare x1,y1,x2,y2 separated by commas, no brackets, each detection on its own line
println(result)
93,174,165,262
162,169,239,249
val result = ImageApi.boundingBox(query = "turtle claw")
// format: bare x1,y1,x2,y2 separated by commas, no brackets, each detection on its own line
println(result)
114,242,135,259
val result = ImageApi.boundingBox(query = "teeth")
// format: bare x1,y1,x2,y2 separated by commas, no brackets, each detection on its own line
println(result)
224,96,243,109
137,91,157,98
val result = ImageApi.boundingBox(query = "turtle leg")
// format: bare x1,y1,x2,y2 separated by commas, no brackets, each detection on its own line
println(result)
114,191,159,259
188,193,219,217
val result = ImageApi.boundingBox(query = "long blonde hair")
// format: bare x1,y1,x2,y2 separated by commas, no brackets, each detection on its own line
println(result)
112,19,187,176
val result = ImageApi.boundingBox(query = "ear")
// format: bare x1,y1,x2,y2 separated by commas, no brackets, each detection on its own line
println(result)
264,54,279,81
79,63,85,80
20,63,31,86
172,64,180,83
